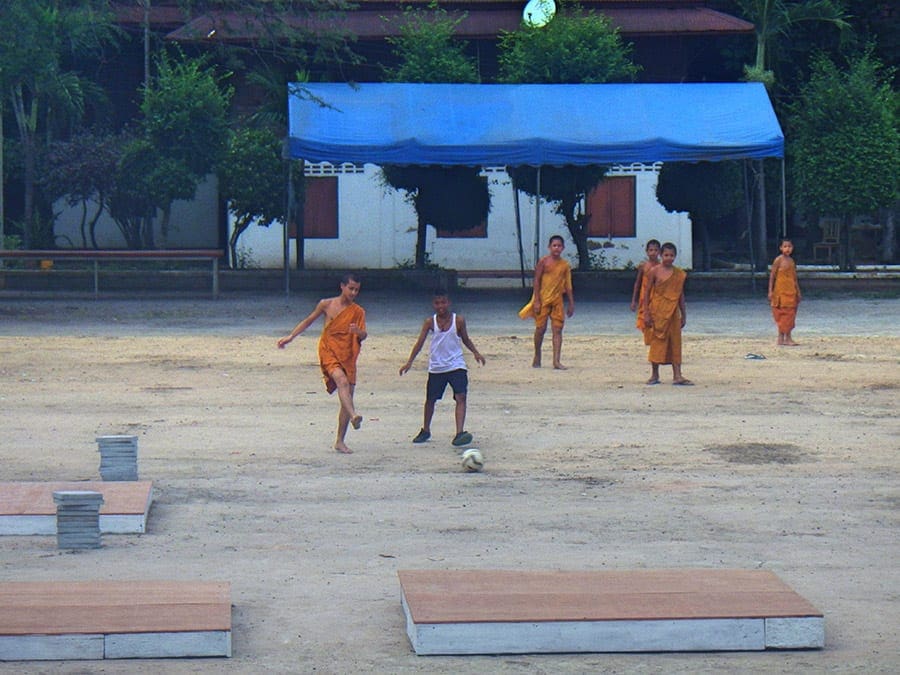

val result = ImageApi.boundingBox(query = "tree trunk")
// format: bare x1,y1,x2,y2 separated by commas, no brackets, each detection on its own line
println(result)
699,219,712,272
880,204,896,264
840,213,854,271
754,160,767,271
415,212,428,268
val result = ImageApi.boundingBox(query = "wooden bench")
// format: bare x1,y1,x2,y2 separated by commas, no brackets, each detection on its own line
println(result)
0,249,224,298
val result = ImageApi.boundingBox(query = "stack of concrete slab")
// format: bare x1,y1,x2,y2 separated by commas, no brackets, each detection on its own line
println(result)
0,482,153,535
399,569,825,654
97,435,138,481
0,581,232,660
52,491,103,550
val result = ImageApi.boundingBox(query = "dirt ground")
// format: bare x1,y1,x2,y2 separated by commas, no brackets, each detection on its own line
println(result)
0,290,898,674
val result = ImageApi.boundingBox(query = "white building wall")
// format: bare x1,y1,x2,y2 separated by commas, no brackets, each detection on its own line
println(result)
233,163,693,270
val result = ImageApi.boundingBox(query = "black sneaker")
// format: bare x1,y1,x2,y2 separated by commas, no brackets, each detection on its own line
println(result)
412,429,431,443
452,431,473,447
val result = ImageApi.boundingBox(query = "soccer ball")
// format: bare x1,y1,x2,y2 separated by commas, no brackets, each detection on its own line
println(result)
461,448,484,473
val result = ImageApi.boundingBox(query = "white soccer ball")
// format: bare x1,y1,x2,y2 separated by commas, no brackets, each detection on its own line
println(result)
461,448,484,473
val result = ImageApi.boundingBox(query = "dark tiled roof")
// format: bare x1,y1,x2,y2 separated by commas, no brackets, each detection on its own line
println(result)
167,7,752,42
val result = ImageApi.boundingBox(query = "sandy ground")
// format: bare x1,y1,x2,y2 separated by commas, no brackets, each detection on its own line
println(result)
0,290,898,674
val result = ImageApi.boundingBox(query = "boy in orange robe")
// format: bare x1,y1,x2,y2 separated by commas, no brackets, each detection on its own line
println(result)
630,239,661,345
278,273,367,454
768,238,801,346
518,234,575,369
642,242,691,385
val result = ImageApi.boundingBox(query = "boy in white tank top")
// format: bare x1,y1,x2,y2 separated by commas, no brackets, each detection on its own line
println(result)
400,290,486,446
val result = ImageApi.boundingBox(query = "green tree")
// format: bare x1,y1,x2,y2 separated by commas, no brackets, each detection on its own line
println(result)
656,162,744,271
381,4,489,269
789,52,898,268
219,126,288,267
0,0,119,248
138,51,233,247
497,10,639,270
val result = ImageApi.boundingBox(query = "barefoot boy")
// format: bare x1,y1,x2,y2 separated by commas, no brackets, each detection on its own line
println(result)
768,238,802,346
277,273,367,454
400,290,486,447
518,234,575,369
630,239,661,345
642,242,691,385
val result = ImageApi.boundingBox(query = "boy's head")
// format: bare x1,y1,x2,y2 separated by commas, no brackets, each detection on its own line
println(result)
548,235,565,257
340,272,361,300
431,289,451,315
646,239,661,258
779,239,794,256
660,242,677,266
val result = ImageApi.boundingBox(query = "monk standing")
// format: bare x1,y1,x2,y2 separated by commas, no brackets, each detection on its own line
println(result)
630,239,661,345
518,234,575,369
642,242,691,385
277,273,367,454
768,238,802,346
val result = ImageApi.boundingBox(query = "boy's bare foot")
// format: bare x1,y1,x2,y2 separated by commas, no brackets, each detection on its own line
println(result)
532,359,541,368
672,378,694,386
553,363,567,370
351,415,362,430
784,339,798,346
646,377,660,385
334,442,353,454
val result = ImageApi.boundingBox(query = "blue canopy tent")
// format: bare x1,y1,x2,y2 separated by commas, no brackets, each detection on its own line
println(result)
285,83,784,283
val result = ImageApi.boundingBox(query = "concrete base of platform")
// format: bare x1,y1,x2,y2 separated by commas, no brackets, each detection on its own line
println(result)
0,581,231,661
399,569,824,655
0,482,153,535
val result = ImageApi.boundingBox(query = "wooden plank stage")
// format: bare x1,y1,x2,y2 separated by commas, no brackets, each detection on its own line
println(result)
399,569,824,654
0,482,153,535
0,581,231,660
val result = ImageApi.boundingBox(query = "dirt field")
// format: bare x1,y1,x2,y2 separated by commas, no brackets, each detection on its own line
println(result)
0,291,898,674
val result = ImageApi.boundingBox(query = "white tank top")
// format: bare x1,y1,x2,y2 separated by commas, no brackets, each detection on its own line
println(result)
429,313,467,373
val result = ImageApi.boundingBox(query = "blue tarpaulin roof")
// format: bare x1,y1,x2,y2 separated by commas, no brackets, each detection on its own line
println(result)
287,82,783,166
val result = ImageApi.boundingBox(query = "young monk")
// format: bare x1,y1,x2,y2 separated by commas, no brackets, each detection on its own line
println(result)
399,289,486,447
642,242,691,385
630,239,661,345
518,234,575,369
768,238,802,346
277,273,367,454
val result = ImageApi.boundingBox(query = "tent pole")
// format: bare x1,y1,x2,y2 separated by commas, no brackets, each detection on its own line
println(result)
512,175,527,287
284,160,293,297
534,166,542,265
781,158,787,237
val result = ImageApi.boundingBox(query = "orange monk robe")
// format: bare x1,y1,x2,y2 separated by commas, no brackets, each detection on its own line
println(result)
317,303,366,394
770,261,799,334
647,267,687,365
518,258,573,320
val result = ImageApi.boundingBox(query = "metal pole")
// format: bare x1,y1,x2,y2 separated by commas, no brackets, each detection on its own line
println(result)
284,160,292,297
781,158,787,237
534,166,542,265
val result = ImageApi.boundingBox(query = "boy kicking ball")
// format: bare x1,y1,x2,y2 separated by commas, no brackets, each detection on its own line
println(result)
400,290,486,447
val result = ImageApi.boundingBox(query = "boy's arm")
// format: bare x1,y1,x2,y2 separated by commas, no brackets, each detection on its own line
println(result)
641,268,655,326
277,299,327,348
679,291,687,328
531,257,545,311
399,318,432,375
351,309,367,342
767,256,780,300
456,316,486,366
630,263,645,311
565,269,575,317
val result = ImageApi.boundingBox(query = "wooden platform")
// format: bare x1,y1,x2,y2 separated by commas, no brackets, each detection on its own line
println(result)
399,569,824,654
0,482,153,535
0,581,231,660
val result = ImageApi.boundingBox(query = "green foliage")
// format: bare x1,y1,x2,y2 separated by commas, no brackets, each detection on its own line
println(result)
384,5,479,83
380,3,487,267
497,11,639,84
789,52,898,217
140,51,233,179
497,8,637,270
656,162,743,220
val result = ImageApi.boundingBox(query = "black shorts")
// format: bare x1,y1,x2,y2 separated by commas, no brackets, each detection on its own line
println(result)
426,369,468,401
